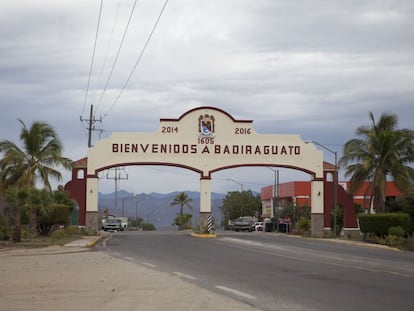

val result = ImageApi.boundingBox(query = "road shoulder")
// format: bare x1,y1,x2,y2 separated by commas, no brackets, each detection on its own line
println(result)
0,245,259,311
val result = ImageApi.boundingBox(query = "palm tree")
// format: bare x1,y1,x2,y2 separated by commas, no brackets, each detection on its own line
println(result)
170,192,193,215
339,112,414,213
0,119,72,191
5,187,30,242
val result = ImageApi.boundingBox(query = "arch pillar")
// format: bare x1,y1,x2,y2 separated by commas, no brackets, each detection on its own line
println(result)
311,178,324,237
199,177,212,232
86,176,99,229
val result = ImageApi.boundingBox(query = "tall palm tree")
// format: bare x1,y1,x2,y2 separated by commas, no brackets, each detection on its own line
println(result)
0,119,72,191
170,192,193,215
339,112,414,213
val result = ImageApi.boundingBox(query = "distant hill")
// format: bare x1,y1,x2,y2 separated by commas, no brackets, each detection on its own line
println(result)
98,191,227,229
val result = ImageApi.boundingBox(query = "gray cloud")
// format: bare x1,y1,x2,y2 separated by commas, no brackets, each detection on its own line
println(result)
1,0,413,193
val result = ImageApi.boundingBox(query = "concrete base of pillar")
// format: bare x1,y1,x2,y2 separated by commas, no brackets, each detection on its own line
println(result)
198,212,211,234
85,211,99,231
311,213,324,237
343,228,361,239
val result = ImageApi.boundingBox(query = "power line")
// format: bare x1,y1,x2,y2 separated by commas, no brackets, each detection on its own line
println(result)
81,0,104,117
104,0,170,118
95,0,140,113
93,0,124,113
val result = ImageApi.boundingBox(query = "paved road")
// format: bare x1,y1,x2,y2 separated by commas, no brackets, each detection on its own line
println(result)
101,231,414,311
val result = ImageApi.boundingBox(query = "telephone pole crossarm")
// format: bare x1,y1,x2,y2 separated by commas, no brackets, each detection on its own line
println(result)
80,104,102,147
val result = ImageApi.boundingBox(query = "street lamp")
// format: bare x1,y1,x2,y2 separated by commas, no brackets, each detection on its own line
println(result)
226,178,244,216
226,178,243,192
305,140,338,238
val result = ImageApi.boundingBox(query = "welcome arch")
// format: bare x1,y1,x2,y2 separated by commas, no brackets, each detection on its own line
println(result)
83,107,325,236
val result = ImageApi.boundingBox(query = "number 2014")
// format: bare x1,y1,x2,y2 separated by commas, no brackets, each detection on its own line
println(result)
161,126,178,133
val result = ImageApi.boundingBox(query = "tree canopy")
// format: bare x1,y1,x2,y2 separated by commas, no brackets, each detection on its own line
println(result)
339,112,414,213
170,192,193,215
221,190,262,226
0,119,72,192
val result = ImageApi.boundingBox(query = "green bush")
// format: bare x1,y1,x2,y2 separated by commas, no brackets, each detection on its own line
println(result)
173,213,192,230
51,228,67,239
380,235,404,248
358,213,411,237
51,226,80,239
141,223,156,231
79,226,97,236
36,204,70,236
298,217,311,234
388,226,406,237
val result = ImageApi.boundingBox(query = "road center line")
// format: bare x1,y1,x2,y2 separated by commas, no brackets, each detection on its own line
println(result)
141,262,158,268
173,272,197,280
215,285,256,300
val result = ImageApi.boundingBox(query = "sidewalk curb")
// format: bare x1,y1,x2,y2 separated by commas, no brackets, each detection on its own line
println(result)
265,231,402,251
317,237,402,252
86,235,106,248
190,232,217,238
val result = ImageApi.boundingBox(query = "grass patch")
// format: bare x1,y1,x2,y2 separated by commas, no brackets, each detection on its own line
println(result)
0,226,97,249
0,235,82,248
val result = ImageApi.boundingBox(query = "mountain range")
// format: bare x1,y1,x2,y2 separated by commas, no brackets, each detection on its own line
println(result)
98,190,227,229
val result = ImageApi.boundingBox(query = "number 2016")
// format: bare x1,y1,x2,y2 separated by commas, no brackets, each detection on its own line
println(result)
235,128,251,135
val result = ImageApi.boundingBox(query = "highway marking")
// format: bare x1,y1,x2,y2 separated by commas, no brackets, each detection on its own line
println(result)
124,256,134,261
220,237,266,247
215,285,256,300
221,238,414,278
141,262,158,268
173,272,197,280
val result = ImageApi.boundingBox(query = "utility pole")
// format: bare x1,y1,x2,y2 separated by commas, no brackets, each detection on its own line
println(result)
80,104,102,147
267,167,279,231
106,167,128,216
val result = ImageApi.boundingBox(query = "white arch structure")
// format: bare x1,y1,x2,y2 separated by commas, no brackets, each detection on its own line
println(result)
86,107,325,236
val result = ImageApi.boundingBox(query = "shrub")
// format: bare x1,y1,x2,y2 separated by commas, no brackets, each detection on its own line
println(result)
173,213,192,230
141,223,156,231
298,217,311,234
51,226,81,239
36,204,70,236
388,226,406,238
79,226,97,236
358,213,411,237
51,228,67,240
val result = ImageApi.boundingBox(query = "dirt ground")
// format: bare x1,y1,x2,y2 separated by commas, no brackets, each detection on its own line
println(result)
0,245,259,311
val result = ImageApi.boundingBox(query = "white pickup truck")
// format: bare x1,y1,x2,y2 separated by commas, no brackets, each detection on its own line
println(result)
231,217,255,232
102,218,123,232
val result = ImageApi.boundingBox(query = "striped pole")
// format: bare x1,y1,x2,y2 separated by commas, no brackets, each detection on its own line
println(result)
207,215,214,234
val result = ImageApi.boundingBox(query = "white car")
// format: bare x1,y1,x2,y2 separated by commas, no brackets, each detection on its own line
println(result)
254,222,263,231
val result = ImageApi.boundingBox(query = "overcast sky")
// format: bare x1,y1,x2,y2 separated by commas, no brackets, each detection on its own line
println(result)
1,0,413,195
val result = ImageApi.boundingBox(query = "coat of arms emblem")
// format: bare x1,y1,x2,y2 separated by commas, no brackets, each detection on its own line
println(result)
198,114,215,138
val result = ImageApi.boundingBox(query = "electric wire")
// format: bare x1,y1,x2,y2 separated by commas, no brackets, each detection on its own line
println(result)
95,0,140,113
104,0,170,118
81,0,103,117
93,0,124,113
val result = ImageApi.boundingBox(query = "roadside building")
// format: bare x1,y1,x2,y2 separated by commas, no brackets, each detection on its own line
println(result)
261,180,402,218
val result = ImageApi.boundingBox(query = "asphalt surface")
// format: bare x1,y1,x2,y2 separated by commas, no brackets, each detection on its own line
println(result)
101,230,414,311
0,234,259,311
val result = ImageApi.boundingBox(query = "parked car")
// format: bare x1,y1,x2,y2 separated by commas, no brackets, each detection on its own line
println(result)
254,222,263,231
103,218,123,232
232,217,255,232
